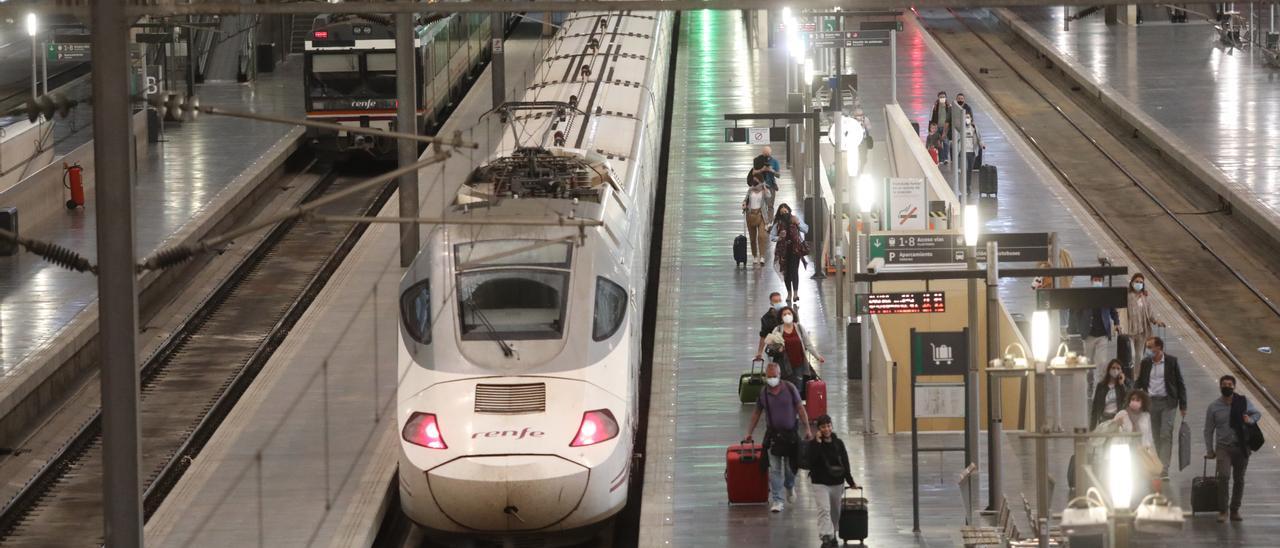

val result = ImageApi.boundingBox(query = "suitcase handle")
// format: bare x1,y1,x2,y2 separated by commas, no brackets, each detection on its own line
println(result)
751,358,765,374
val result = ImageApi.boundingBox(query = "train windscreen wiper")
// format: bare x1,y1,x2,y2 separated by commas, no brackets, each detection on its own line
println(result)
463,294,515,358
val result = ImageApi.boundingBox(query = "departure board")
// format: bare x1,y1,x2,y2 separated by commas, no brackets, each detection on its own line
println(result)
857,292,946,315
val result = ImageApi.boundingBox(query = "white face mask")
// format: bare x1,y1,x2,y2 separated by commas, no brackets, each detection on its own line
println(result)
1092,281,1104,288
782,315,794,324
772,301,784,310
1133,282,1144,292
938,97,946,104
1110,369,1121,379
765,377,781,387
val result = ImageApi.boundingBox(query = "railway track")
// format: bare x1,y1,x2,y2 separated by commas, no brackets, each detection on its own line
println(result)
919,9,1280,412
0,164,396,546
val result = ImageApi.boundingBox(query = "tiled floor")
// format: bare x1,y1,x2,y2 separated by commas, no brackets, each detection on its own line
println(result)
642,9,1280,547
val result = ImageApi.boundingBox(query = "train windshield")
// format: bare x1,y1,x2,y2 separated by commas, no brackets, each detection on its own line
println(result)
454,241,572,341
365,53,397,97
309,53,362,97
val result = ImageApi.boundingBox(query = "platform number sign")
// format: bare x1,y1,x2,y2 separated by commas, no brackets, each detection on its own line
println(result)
746,128,770,145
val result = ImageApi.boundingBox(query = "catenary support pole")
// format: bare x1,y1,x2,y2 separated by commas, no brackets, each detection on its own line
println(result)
890,29,897,104
396,13,420,267
93,0,143,545
187,17,196,96
492,12,506,108
811,107,824,280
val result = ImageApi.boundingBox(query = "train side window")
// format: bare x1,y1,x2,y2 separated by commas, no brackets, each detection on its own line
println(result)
592,277,627,342
400,280,431,344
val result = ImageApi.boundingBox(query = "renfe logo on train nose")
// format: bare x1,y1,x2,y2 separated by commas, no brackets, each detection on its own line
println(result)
472,427,545,440
350,99,377,109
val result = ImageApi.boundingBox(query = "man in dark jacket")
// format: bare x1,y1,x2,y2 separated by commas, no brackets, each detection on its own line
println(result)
1204,374,1262,522
929,91,954,163
806,415,859,547
1135,336,1187,477
755,292,784,361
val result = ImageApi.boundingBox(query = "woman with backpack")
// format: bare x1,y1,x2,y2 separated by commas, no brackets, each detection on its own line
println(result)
770,203,808,304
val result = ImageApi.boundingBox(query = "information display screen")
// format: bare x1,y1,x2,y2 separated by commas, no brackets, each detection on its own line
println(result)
857,291,946,314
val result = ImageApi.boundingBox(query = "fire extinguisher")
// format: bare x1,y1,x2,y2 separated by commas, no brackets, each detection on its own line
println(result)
63,162,85,210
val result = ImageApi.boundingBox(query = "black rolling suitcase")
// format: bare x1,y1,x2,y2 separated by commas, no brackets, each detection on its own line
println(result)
979,165,998,196
1191,458,1220,513
733,234,748,267
1115,334,1133,375
0,207,16,256
839,487,868,543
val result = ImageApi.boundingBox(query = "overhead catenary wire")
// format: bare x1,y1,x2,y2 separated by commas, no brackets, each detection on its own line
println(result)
200,107,481,149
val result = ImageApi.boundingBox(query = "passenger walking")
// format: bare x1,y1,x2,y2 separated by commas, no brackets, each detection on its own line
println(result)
806,415,860,547
1069,275,1120,385
752,145,781,194
930,91,954,163
770,204,808,304
742,182,770,265
925,121,943,164
744,362,813,513
1123,273,1164,371
955,92,974,119
767,305,826,394
1091,359,1130,428
1111,389,1159,500
960,113,985,191
1134,336,1187,477
1204,374,1261,522
755,292,785,361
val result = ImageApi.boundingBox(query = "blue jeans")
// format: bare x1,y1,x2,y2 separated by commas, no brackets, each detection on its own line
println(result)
769,452,796,504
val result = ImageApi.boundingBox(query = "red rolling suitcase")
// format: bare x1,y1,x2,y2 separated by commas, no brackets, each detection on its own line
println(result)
928,147,939,165
805,376,827,420
725,440,769,504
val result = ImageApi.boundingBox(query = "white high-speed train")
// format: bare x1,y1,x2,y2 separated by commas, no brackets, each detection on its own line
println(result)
396,10,673,545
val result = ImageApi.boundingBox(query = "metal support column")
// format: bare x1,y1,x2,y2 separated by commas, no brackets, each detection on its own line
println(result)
965,247,980,524
890,30,897,105
811,106,825,279
396,13,420,267
1035,364,1050,548
985,241,1001,511
30,32,38,100
93,0,143,545
491,12,506,108
187,17,196,96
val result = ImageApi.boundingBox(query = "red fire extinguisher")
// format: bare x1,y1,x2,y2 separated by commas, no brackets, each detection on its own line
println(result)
63,162,85,210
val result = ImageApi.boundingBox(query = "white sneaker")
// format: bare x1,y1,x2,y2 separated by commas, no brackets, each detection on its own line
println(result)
769,501,783,513
787,488,796,502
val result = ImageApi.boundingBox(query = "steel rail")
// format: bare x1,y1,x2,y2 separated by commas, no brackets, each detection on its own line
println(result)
927,8,1280,412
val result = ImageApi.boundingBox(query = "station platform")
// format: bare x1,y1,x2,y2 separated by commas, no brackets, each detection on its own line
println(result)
638,9,1280,547
0,61,304,373
1000,7,1280,236
143,26,552,547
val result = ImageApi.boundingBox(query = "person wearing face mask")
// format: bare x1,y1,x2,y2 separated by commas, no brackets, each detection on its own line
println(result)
742,182,770,266
1091,359,1130,428
769,306,826,396
1204,375,1261,522
805,415,860,547
930,91,953,164
1111,389,1159,501
960,112,985,192
955,92,974,119
745,362,813,513
770,205,809,304
1122,273,1164,373
1069,276,1121,386
1134,336,1187,478
756,292,785,360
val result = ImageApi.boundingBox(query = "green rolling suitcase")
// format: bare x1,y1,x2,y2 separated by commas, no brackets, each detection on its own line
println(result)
738,358,766,404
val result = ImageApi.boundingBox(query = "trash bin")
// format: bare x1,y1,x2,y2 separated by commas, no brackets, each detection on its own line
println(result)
257,43,276,73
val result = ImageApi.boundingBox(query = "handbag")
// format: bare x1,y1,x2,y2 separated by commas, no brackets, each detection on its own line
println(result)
1178,421,1191,471
1244,421,1265,452
761,388,799,458
1137,446,1163,476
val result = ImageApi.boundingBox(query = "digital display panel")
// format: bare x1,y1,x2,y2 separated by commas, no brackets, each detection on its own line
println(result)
858,291,946,314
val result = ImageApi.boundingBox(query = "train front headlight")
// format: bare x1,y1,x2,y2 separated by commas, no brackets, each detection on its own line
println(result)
403,412,448,449
570,409,619,447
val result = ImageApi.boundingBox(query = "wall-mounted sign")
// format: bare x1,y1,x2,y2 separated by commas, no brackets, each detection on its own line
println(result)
886,178,927,231
857,291,945,315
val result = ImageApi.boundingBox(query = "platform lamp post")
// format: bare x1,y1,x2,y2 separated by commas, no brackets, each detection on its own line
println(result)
963,203,981,524
855,171,875,433
1030,310,1053,548
1108,442,1134,548
27,13,39,101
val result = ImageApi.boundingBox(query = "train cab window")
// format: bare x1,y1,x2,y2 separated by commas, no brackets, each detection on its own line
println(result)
400,280,431,344
457,270,568,340
365,52,397,97
309,53,361,97
592,277,627,342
